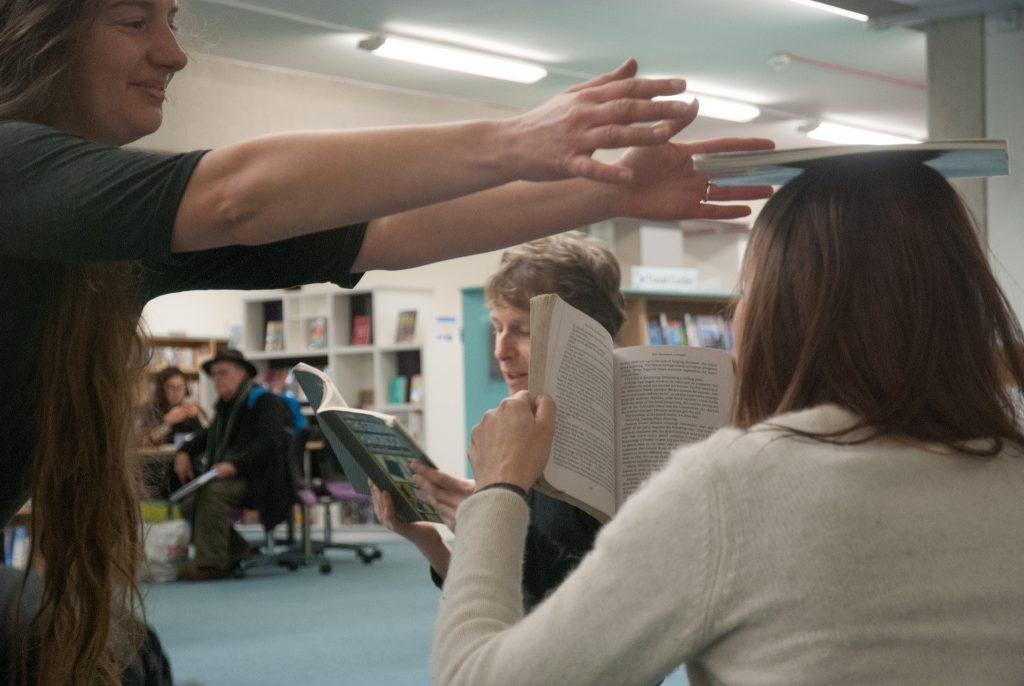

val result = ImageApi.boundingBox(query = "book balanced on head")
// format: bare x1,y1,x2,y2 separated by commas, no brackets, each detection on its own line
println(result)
692,138,1009,186
291,363,443,524
528,294,735,523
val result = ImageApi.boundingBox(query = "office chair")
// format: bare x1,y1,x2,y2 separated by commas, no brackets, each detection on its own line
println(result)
234,425,306,577
289,426,382,574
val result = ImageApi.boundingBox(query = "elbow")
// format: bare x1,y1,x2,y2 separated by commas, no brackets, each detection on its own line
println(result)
174,171,265,252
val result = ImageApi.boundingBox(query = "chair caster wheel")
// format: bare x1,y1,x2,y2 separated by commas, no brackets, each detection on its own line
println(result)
358,548,382,564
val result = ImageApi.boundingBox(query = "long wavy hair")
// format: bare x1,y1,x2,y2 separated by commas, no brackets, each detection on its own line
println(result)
732,156,1024,455
1,1,149,683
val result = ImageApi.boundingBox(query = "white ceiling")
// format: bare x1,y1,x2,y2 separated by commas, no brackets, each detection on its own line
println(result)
180,0,1015,147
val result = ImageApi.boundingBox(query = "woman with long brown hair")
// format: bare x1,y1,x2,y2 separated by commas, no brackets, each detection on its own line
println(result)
138,367,207,448
0,0,773,682
434,155,1024,685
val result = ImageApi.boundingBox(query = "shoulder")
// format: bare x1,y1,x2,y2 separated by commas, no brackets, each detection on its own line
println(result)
659,405,864,490
0,119,91,165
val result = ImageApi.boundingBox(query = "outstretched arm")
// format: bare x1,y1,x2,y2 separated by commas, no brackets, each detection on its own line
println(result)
352,135,774,271
171,60,693,252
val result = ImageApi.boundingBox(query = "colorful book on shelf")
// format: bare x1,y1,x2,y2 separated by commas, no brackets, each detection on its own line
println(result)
351,314,372,345
264,320,284,351
388,375,409,405
291,363,442,523
408,374,425,404
528,294,734,523
693,139,1009,186
307,317,328,349
394,309,418,344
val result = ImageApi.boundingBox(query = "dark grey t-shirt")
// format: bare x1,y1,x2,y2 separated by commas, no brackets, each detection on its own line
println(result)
0,120,368,524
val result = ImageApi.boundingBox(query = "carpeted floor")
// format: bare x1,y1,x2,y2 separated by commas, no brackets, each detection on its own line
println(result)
144,538,689,685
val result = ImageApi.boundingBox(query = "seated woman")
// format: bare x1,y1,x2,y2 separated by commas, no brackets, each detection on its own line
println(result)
138,366,208,447
372,231,624,610
433,153,1024,685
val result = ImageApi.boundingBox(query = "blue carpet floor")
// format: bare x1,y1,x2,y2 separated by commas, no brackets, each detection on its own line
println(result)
144,539,690,685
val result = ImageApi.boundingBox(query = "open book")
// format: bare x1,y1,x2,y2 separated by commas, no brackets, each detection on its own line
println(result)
528,294,734,522
291,363,443,524
693,139,1009,186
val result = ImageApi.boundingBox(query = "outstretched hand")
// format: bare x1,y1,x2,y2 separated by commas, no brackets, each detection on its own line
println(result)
606,135,776,221
505,59,699,184
469,391,556,492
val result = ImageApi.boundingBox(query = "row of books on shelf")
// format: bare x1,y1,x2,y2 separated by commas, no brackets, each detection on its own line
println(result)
388,374,424,405
259,367,422,408
150,346,208,371
646,313,734,351
262,310,419,351
351,309,418,346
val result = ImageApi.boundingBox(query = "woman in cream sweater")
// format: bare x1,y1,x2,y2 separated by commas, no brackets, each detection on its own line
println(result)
434,153,1024,685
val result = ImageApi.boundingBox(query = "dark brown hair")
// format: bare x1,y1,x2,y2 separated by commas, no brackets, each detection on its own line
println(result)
154,366,189,414
732,155,1024,455
1,1,148,684
486,231,626,337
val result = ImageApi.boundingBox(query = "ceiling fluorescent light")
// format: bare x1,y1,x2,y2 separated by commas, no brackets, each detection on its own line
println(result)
658,92,760,123
785,0,869,22
806,122,920,145
358,35,547,84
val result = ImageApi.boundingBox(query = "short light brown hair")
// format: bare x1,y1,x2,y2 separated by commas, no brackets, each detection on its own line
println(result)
486,231,626,337
733,155,1024,455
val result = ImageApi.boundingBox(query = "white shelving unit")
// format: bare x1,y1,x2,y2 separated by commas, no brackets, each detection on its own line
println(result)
239,286,463,469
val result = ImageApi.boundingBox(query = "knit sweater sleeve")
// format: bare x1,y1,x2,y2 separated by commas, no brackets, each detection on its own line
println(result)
432,430,739,686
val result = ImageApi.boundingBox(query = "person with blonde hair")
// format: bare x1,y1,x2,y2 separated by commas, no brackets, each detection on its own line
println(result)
373,231,625,610
433,154,1024,685
0,0,772,682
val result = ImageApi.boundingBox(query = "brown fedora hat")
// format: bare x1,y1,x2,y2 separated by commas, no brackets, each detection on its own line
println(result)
201,348,258,378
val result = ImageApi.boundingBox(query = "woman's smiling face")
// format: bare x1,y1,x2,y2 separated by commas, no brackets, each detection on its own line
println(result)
58,0,187,145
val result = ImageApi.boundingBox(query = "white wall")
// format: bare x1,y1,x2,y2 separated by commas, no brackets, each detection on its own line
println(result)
986,26,1024,319
139,55,519,336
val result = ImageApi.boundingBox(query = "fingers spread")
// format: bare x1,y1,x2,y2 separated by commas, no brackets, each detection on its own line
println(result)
584,76,687,103
564,58,638,93
584,98,696,128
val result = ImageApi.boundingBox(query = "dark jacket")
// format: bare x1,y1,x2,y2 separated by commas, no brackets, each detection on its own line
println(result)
181,384,293,529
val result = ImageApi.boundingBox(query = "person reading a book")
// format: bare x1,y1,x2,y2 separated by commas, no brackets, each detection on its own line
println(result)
0,0,773,681
431,155,1024,685
171,349,292,581
138,366,208,447
371,231,624,609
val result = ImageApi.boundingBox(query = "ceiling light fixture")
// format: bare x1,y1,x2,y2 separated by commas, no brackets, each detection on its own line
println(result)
358,35,547,84
784,0,869,22
657,92,761,123
805,121,920,145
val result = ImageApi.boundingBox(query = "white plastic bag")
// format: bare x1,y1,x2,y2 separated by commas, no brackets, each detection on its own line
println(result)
140,520,190,582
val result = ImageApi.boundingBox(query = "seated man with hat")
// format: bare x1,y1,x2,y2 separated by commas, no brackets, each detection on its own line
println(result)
174,349,293,581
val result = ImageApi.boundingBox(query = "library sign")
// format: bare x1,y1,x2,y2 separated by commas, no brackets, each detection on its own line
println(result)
630,266,699,293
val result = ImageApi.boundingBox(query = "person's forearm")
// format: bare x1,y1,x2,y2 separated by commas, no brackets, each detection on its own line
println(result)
414,532,453,580
172,122,511,253
353,178,610,271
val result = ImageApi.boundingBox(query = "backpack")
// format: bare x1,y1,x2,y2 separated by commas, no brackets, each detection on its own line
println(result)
246,386,307,432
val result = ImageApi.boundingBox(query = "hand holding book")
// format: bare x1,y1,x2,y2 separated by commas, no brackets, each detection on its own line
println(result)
468,391,557,493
